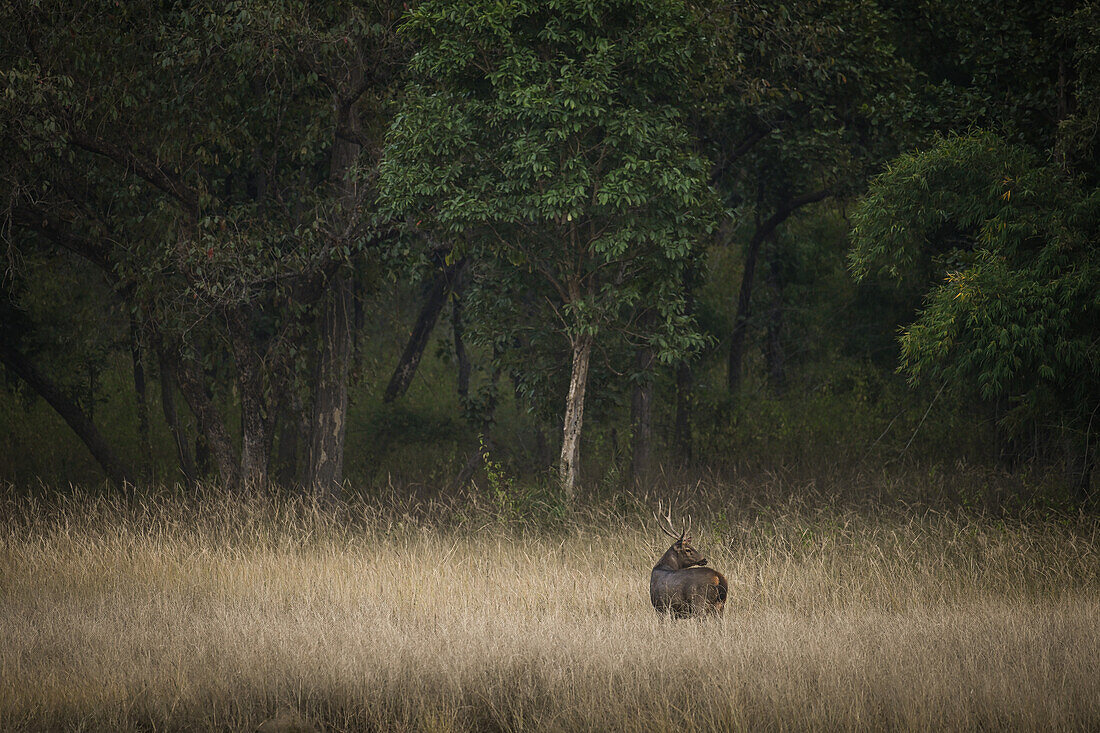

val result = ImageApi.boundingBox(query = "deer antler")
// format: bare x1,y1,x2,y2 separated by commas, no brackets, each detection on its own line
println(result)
654,500,683,541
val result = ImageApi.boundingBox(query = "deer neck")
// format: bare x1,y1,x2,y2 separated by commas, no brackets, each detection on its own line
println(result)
653,546,685,572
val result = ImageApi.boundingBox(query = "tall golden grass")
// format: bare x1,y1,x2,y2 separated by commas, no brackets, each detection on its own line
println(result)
1,486,1098,731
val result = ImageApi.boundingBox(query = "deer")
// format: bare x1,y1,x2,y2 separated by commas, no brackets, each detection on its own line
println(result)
650,504,728,618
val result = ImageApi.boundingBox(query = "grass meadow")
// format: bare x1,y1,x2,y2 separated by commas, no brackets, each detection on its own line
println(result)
2,478,1099,731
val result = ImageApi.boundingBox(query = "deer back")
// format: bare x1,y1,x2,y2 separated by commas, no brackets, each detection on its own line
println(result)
649,517,728,618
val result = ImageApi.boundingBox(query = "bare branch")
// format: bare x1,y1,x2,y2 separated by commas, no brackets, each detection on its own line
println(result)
64,127,201,218
11,205,115,274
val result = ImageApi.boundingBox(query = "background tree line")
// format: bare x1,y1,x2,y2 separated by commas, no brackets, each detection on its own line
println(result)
1,0,1096,503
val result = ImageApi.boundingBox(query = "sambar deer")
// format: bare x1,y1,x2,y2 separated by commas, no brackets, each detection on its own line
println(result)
650,505,727,618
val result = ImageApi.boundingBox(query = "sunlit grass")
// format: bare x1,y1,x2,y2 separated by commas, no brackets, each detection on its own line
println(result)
1,486,1098,731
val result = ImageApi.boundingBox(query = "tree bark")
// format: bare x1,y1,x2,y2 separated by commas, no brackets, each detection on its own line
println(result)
273,391,303,489
1072,455,1094,505
156,345,197,486
227,310,272,488
1069,429,1095,505
559,334,593,498
0,342,135,486
129,319,151,460
763,246,786,393
728,229,765,393
176,354,240,488
306,82,363,499
452,357,501,489
630,344,655,487
673,267,698,464
452,270,471,402
308,273,352,499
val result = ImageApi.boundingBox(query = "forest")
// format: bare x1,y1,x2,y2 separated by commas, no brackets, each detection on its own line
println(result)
2,0,1100,499
1,0,1098,502
2,1,1099,730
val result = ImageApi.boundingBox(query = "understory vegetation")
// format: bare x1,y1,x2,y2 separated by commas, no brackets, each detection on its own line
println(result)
2,485,1098,732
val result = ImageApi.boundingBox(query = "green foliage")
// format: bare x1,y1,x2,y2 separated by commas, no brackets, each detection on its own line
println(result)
479,434,519,519
697,0,920,211
380,0,718,359
1,0,408,485
850,131,1100,435
2,0,1098,493
885,0,1082,147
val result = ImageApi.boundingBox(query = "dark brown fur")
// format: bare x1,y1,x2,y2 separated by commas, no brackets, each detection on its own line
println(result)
650,536,728,618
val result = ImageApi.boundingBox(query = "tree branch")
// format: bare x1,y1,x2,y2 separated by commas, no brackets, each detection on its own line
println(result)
708,124,775,186
65,127,201,217
756,187,832,243
0,341,135,486
11,205,115,274
728,186,832,392
383,258,467,402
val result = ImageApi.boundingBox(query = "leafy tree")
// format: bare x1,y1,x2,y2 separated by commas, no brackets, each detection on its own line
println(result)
849,1,1100,496
379,0,717,496
883,0,1082,149
692,0,919,394
0,0,407,491
849,132,1099,496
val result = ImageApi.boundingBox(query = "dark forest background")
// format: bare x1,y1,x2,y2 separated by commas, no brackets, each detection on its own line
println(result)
1,0,1097,506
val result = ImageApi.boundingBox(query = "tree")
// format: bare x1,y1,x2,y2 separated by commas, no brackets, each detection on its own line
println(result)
849,132,1099,498
379,0,717,496
0,0,406,492
690,0,920,393
849,0,1100,497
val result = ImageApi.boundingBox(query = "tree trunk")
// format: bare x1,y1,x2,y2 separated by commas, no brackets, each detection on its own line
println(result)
308,273,352,500
0,342,135,486
273,391,303,489
176,354,240,488
727,229,765,393
452,359,501,489
728,188,830,393
195,434,212,478
227,311,271,489
630,344,655,487
559,334,593,498
1072,457,1094,505
1070,430,1095,505
306,83,363,499
452,270,471,401
674,268,697,464
535,424,551,467
674,360,693,463
156,345,197,486
763,247,786,393
238,399,270,488
129,318,151,459
384,259,465,402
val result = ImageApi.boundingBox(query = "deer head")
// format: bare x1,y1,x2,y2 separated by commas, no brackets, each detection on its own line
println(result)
653,502,708,571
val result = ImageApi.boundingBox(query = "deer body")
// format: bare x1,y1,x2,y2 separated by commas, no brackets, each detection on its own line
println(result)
650,508,728,618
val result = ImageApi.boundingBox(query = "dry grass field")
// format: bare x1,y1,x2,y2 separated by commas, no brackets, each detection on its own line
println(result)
1,484,1099,731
